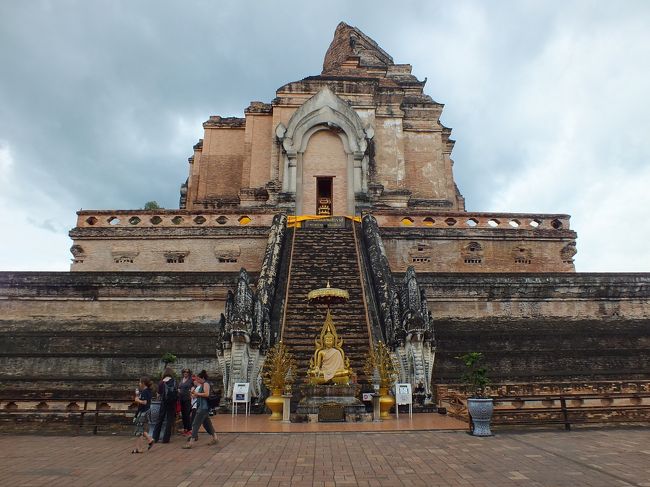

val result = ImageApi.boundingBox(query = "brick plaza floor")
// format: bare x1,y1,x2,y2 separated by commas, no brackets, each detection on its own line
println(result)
1,427,649,486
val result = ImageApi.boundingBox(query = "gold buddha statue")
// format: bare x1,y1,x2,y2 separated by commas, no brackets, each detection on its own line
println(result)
307,309,353,385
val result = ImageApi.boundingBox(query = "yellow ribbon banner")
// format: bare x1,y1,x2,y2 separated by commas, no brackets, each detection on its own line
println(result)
287,215,361,228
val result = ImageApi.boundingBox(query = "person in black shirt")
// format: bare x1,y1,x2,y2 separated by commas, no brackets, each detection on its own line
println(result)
132,376,153,453
178,368,193,436
152,368,178,443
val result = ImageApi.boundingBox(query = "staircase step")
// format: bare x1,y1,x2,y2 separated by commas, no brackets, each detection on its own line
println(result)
281,225,371,377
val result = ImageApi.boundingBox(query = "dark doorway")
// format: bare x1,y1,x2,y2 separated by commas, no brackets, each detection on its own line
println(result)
316,177,333,216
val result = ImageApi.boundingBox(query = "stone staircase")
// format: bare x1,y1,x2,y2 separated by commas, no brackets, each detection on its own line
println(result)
281,221,372,382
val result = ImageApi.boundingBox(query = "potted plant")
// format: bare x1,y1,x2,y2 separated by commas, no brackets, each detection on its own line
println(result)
457,352,493,436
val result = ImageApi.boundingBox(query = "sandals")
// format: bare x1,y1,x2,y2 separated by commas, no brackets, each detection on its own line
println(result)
131,449,142,454
208,438,218,445
147,440,154,450
182,441,193,449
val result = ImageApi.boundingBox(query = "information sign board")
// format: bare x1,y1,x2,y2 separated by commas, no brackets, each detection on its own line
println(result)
232,382,250,416
233,382,249,402
395,383,413,418
396,383,412,405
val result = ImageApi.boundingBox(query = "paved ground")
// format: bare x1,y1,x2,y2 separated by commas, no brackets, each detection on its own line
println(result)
214,412,466,432
1,427,649,487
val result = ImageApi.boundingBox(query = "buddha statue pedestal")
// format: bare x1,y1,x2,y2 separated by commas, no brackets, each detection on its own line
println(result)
296,384,367,422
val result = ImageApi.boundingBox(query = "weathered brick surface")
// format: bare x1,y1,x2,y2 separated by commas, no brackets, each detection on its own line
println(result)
184,22,464,211
434,318,650,383
420,273,650,384
416,272,650,320
198,127,245,199
0,272,244,397
70,235,267,272
302,130,349,215
245,113,274,189
2,271,648,399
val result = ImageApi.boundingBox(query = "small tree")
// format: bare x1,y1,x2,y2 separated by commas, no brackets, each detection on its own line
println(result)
161,352,177,369
144,200,161,210
457,352,490,398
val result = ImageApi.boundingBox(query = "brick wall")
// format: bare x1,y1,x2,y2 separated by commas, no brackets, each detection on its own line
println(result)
246,114,273,188
0,272,246,397
302,130,349,215
70,236,267,272
197,128,245,199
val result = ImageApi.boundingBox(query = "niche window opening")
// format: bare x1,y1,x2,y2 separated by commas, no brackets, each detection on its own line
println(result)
167,256,185,264
412,257,431,263
165,252,188,264
315,176,333,216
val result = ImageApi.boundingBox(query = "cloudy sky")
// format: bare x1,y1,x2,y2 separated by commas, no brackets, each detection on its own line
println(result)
1,0,649,272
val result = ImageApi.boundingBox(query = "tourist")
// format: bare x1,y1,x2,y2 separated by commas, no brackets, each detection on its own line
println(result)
183,370,218,449
132,377,154,453
147,397,161,438
190,375,198,419
178,368,193,435
189,375,198,425
152,367,178,443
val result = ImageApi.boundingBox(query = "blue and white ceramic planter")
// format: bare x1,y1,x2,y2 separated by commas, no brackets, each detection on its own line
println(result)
467,398,493,436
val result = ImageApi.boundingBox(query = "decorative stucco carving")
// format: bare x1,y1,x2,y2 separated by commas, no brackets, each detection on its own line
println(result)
216,214,287,401
70,245,85,258
512,246,532,263
111,249,139,264
214,243,241,262
408,242,432,264
462,241,484,264
561,242,577,263
275,87,374,212
276,87,372,159
361,213,435,399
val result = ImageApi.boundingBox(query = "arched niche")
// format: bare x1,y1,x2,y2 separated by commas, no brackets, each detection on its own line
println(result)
276,87,374,215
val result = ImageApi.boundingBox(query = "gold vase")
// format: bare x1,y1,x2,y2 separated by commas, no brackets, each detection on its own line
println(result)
379,387,395,419
265,388,284,421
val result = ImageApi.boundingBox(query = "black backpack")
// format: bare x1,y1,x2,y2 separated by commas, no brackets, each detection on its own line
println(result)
161,378,178,404
207,382,221,409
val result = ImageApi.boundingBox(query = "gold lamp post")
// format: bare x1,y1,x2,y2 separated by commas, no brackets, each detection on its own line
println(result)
364,341,398,418
262,341,296,420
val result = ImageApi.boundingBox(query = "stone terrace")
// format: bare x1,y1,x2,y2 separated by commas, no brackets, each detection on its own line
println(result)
1,428,650,486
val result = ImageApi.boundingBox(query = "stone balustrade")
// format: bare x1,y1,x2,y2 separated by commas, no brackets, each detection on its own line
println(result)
76,211,571,231
75,210,276,228
374,212,572,231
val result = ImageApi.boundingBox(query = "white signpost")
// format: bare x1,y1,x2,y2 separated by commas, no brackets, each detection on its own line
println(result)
231,382,251,416
395,383,413,418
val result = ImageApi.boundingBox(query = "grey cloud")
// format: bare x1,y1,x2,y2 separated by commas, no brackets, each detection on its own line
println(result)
1,0,650,270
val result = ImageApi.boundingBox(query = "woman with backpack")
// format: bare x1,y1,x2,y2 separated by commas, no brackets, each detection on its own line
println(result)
152,368,178,444
183,370,218,449
178,368,193,436
132,376,154,453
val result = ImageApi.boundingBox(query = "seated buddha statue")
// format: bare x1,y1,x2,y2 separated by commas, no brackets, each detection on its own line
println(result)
307,310,353,385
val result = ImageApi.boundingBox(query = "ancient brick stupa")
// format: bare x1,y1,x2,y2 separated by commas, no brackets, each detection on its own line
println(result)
69,21,576,275
2,23,647,413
